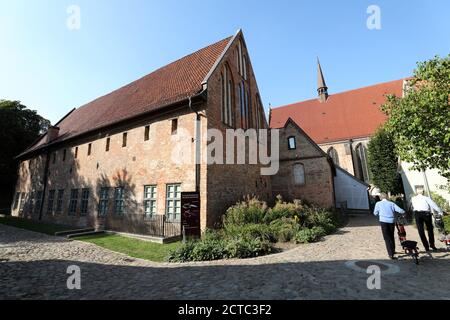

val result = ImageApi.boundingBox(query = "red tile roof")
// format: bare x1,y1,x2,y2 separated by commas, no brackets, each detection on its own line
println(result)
270,79,405,144
24,36,232,155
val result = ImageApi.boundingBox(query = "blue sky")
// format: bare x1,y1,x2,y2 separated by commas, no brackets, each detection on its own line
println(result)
1,0,449,124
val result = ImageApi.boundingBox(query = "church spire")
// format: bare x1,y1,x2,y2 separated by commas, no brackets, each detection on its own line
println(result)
317,57,328,103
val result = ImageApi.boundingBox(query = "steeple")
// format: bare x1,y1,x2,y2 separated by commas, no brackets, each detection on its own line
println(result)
317,57,328,103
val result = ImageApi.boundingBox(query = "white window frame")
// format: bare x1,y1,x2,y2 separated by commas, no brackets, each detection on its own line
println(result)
144,185,157,218
166,184,181,222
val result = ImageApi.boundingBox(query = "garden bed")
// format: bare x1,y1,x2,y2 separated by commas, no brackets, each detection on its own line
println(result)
167,196,345,263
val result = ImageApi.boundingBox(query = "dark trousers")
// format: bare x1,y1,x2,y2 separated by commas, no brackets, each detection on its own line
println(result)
380,222,396,257
415,211,435,250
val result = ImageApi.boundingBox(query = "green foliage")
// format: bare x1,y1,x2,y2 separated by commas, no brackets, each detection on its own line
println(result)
293,227,326,244
431,192,450,212
381,55,450,180
166,237,271,262
223,196,268,226
224,223,277,242
0,100,50,208
443,215,450,234
269,218,302,242
367,128,403,194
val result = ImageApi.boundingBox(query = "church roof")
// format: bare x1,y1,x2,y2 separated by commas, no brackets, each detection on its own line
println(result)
21,35,233,157
269,79,405,144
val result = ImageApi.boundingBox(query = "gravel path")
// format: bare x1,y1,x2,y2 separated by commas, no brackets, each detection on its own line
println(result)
1,214,450,300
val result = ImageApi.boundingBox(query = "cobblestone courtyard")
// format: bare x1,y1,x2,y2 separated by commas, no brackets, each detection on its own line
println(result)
1,214,450,299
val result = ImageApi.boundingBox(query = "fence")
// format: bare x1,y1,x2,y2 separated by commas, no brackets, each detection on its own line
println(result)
144,214,181,238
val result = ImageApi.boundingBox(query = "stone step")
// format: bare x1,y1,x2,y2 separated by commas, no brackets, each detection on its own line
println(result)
67,230,105,239
55,228,95,236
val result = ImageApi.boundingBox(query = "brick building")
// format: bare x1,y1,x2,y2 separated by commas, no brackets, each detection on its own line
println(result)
11,30,336,236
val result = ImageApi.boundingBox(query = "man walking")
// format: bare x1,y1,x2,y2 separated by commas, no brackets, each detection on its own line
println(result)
374,193,406,259
411,188,444,252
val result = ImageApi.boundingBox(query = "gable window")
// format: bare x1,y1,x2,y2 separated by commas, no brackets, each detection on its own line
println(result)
75,147,78,159
63,149,67,162
98,187,110,217
80,189,90,216
52,153,56,164
355,144,370,183
327,147,340,167
221,65,234,127
293,163,306,186
122,133,127,147
166,184,181,222
69,189,79,216
144,185,157,218
56,190,64,214
243,55,248,80
87,143,92,156
237,41,244,76
47,190,55,215
144,125,150,141
239,82,250,129
171,119,178,135
114,187,125,215
106,137,110,152
288,136,297,150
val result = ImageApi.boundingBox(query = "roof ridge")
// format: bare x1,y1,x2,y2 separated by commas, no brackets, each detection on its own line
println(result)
273,78,407,110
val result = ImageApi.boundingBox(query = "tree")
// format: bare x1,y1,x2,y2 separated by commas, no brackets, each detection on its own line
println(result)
381,55,450,183
0,100,50,211
367,128,403,194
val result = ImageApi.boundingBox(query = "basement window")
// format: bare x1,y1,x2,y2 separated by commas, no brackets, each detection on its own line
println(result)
288,136,297,150
171,119,178,135
144,125,150,141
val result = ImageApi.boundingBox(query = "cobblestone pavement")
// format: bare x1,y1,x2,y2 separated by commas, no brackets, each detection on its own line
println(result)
1,214,450,300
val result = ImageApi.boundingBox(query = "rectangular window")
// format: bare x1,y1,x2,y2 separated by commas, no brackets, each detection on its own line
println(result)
63,149,67,162
56,190,64,214
166,184,181,221
19,192,25,213
87,143,92,156
47,190,55,215
13,192,20,210
293,164,306,186
288,137,297,150
34,191,43,215
144,125,150,141
144,185,157,218
106,137,110,152
171,119,178,135
69,189,79,216
98,188,110,217
80,189,90,216
122,133,127,147
75,147,78,159
114,187,125,215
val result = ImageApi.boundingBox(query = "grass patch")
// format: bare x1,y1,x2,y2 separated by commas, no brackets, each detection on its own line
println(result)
75,234,181,262
0,216,73,235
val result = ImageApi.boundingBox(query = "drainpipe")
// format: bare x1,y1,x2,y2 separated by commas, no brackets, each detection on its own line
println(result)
38,148,51,221
189,96,201,193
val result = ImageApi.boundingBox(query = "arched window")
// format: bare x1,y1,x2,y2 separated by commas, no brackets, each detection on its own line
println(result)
355,143,370,183
221,65,234,127
327,147,340,167
239,81,250,129
293,163,306,186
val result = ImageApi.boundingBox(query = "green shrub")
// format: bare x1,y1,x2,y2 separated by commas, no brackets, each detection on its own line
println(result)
223,196,268,226
263,196,306,224
444,215,450,234
294,226,327,244
270,218,301,242
431,192,450,212
304,206,338,233
224,238,272,259
167,237,272,262
224,223,277,242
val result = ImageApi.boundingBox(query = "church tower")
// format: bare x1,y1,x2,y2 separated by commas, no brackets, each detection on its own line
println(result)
317,58,328,103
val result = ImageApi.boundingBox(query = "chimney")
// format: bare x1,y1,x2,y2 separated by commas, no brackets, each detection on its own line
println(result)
46,126,60,143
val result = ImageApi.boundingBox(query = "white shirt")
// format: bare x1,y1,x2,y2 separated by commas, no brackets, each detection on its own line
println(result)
411,194,443,215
